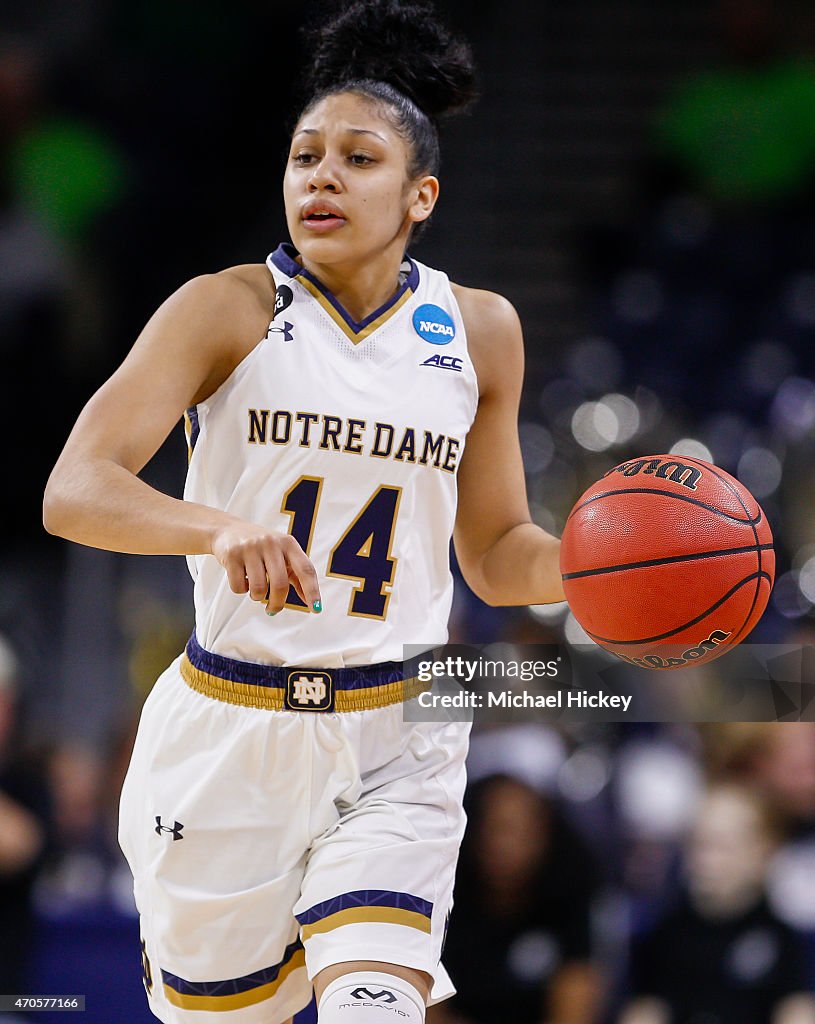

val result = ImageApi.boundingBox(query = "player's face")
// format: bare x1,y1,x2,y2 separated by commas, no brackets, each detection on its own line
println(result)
284,92,437,266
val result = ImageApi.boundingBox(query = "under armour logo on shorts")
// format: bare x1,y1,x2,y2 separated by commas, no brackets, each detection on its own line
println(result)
285,671,334,711
155,816,185,840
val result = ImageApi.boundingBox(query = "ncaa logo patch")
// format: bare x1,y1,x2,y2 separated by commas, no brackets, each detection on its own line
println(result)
413,303,455,345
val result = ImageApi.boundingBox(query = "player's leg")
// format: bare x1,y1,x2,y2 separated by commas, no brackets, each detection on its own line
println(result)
315,960,431,1000
298,707,470,1024
118,656,315,1024
314,960,430,1022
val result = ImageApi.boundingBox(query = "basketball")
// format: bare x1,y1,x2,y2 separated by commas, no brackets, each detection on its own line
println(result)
560,455,775,670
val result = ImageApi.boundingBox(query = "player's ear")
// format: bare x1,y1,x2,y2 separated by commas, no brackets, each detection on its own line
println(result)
408,175,439,224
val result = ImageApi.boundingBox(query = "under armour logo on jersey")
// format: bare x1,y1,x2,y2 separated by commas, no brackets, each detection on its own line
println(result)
285,670,334,711
420,353,463,372
155,816,184,840
266,321,295,342
350,988,397,1002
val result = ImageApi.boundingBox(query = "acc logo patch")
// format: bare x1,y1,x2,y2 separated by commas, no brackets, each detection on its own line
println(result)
421,354,463,372
413,303,456,345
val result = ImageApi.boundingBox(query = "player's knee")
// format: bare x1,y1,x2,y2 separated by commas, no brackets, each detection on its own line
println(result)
317,971,425,1022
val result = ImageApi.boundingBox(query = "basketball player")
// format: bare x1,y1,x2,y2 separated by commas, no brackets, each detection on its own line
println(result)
43,2,566,1022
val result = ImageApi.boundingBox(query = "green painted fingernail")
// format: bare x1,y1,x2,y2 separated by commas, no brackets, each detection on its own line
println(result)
267,609,277,617
312,600,322,613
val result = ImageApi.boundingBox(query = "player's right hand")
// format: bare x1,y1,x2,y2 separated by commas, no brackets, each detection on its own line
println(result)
210,522,322,615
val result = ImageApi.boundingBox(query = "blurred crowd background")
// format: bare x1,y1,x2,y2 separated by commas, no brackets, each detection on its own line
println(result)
2,0,815,1022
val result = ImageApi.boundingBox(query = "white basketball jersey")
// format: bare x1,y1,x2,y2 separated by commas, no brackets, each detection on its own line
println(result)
183,244,478,667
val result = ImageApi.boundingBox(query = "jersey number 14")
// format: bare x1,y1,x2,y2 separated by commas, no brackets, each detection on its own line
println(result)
281,476,402,620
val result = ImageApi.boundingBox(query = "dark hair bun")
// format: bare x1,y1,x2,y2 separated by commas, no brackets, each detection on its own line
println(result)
304,0,477,119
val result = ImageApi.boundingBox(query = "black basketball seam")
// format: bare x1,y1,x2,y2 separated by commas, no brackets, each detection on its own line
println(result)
584,571,773,645
569,487,764,526
561,543,774,581
676,455,766,644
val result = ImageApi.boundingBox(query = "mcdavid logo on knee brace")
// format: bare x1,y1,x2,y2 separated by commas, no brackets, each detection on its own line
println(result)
349,989,396,1002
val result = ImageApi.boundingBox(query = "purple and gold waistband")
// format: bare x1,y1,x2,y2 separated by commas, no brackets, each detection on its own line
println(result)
179,632,428,712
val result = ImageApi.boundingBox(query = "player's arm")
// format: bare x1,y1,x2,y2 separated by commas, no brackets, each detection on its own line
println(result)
452,286,565,607
43,272,321,613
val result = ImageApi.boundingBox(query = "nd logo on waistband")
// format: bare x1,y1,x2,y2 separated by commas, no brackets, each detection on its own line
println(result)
285,671,334,712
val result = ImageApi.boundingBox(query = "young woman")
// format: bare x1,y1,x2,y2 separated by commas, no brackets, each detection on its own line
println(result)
43,2,565,1022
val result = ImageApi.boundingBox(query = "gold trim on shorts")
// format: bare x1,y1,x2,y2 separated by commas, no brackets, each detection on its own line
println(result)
299,905,433,940
162,947,306,1012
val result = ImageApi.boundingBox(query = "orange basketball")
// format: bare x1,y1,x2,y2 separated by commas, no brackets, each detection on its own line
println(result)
560,455,775,670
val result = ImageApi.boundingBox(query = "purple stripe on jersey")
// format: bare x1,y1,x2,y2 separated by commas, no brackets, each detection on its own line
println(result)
186,405,200,451
269,243,420,334
295,889,433,927
162,938,303,996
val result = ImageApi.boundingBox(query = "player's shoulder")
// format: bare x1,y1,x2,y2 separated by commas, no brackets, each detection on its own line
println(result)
219,262,277,304
141,264,276,396
159,264,276,357
158,264,271,320
449,283,523,395
179,263,275,318
450,282,520,335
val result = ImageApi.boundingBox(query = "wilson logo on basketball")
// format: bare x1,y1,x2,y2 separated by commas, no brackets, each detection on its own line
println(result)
617,629,732,670
604,458,702,491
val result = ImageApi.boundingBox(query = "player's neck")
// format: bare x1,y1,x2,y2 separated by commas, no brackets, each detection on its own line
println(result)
298,243,407,323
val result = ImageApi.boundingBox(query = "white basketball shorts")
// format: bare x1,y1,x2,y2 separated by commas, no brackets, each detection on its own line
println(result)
118,636,469,1024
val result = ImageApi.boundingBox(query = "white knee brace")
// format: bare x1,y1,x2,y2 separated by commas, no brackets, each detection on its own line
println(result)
317,971,425,1022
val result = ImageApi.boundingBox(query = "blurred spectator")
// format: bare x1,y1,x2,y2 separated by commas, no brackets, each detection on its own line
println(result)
0,635,46,999
613,733,703,927
428,774,602,1024
620,784,815,1024
705,723,815,822
48,744,106,853
704,723,815,945
749,722,815,826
